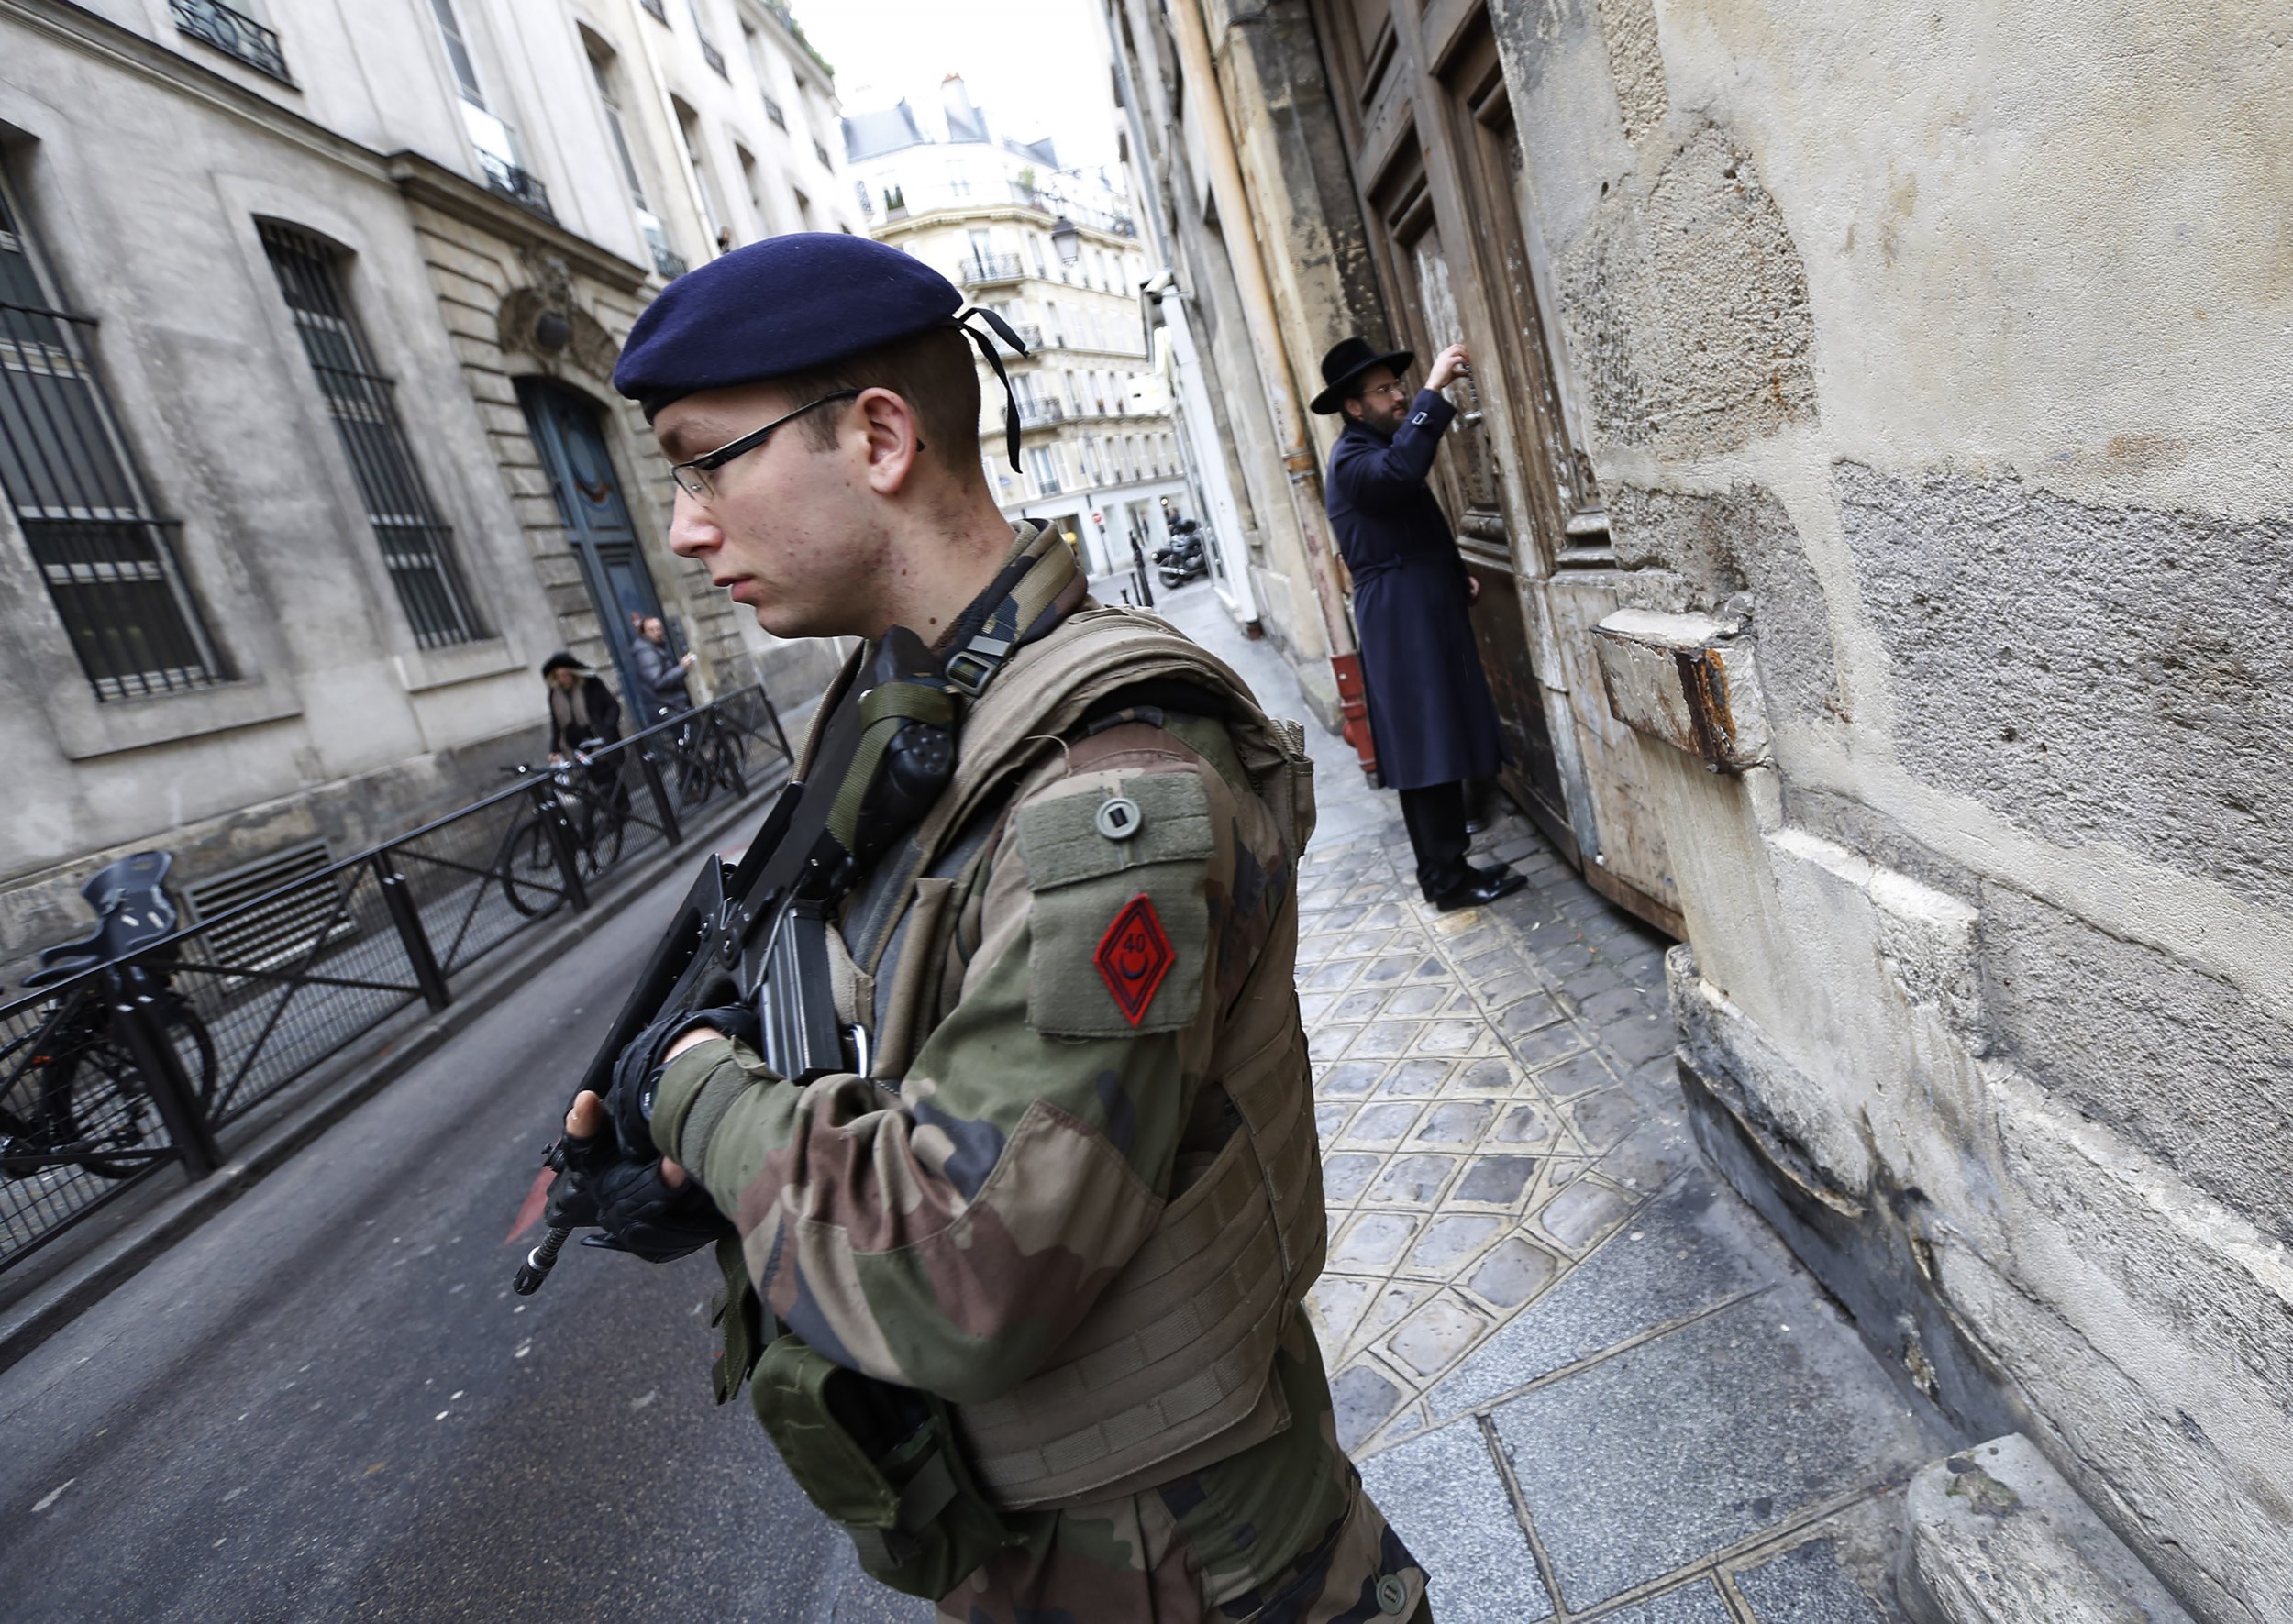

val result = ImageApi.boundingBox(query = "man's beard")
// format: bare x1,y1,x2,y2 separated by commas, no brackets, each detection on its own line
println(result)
1355,399,1406,436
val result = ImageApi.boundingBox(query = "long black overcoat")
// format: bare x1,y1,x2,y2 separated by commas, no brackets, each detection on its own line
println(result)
1325,389,1505,790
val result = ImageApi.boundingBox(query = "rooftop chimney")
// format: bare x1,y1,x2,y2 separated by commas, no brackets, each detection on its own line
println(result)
940,73,986,143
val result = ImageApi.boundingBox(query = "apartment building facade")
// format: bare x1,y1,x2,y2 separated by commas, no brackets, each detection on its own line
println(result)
0,0,850,968
845,79,1191,580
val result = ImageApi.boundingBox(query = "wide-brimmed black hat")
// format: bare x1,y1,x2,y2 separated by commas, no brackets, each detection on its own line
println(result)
1311,335,1414,414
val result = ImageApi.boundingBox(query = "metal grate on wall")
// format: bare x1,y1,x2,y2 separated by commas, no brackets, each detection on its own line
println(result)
183,840,356,976
256,220,488,650
0,166,224,702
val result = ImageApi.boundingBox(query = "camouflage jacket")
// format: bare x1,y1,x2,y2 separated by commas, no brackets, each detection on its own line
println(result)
651,526,1427,1622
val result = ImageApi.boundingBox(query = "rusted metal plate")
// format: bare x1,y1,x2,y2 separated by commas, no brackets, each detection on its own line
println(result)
1592,608,1770,773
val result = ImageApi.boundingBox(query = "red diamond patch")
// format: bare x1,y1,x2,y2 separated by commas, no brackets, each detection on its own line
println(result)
1094,893,1174,1027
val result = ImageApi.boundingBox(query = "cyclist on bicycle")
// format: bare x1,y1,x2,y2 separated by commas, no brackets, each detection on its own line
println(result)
541,653,629,815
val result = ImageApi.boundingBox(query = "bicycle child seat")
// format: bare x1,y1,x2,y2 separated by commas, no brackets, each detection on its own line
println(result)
23,851,178,989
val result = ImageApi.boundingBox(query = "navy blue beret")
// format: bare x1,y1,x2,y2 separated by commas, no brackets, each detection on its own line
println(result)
612,233,962,417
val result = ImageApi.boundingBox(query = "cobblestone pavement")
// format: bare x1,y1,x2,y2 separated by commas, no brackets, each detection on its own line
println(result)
1154,580,1960,1624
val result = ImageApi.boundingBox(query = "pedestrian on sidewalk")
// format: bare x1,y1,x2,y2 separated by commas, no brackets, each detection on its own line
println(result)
631,613,696,721
546,234,1432,1624
1315,334,1524,911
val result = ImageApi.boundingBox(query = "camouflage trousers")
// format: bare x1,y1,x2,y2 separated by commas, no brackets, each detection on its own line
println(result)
936,1318,1430,1624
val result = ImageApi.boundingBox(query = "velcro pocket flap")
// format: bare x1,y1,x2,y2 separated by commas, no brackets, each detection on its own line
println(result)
1016,772,1214,1037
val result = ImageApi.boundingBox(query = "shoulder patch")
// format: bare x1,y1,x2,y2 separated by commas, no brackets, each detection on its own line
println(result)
1015,772,1213,1037
1094,894,1175,1025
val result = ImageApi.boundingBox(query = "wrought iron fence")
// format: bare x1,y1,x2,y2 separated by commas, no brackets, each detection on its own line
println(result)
0,684,791,1276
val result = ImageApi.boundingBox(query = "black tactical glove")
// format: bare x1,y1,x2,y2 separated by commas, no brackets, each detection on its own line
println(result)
546,1119,729,1264
605,979,761,1158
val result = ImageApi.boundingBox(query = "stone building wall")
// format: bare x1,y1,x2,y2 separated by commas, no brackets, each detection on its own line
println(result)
1485,2,2293,1617
0,0,836,978
0,3,560,967
1126,0,2293,1613
1103,0,1404,728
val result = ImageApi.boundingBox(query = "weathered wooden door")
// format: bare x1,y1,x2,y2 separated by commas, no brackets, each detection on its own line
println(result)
1313,0,1682,934
1363,164,1571,851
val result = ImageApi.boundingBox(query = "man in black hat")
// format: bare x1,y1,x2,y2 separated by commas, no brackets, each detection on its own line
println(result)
538,236,1431,1623
1316,335,1524,911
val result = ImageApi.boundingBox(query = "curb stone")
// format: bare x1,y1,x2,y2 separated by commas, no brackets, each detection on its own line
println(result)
1900,1433,2196,1624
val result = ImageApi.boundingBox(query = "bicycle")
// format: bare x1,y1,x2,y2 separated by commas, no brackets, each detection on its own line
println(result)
0,852,218,1182
663,705,748,810
495,745,629,918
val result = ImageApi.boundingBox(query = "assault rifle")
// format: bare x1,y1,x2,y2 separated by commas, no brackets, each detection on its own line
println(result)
512,630,958,1295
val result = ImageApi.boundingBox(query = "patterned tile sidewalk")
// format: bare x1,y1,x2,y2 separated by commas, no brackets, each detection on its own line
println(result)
1151,581,1962,1624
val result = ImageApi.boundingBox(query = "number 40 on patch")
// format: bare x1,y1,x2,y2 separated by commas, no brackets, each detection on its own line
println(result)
1094,893,1175,1026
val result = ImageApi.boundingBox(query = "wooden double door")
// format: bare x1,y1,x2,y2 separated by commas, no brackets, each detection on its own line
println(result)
1314,0,1681,934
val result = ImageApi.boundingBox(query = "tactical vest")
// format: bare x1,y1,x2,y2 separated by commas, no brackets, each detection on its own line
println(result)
807,600,1327,1512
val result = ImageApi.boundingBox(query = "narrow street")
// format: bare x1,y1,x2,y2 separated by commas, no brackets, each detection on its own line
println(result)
0,862,925,1624
1,579,1948,1623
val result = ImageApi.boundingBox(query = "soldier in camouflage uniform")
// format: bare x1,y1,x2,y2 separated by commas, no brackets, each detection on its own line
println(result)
566,235,1433,1622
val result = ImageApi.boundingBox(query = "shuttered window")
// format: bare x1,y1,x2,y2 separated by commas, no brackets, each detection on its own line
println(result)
259,221,486,648
0,166,223,700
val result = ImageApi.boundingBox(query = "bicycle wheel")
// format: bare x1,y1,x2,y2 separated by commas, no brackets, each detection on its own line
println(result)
0,1026,59,1179
38,1035,169,1180
499,818,566,917
675,735,712,809
159,994,222,1119
711,733,747,799
585,802,626,874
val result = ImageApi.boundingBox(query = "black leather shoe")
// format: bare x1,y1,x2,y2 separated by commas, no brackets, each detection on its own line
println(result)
1426,867,1527,912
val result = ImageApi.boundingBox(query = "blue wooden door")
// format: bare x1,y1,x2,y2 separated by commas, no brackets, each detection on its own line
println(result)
517,378,661,712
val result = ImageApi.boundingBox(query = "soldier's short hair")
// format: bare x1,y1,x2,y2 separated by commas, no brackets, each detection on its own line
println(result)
767,325,984,481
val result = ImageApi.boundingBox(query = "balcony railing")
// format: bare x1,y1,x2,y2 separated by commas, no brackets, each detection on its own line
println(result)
170,0,292,83
1017,400,1065,429
1006,323,1044,350
476,151,555,222
649,241,689,280
638,0,667,18
763,97,787,129
1006,183,1138,239
699,37,727,77
1035,479,1062,495
814,140,832,170
959,253,1026,288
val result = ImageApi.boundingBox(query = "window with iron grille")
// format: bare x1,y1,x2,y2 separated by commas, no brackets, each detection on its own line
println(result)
0,166,224,701
689,0,726,76
257,222,487,648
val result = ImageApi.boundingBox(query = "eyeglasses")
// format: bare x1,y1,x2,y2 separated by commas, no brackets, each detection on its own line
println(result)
1360,380,1411,403
666,389,861,501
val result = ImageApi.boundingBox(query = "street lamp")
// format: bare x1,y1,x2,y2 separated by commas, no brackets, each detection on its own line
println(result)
1050,215,1081,267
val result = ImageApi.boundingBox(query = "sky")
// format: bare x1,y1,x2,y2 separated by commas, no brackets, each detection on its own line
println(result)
788,0,1124,173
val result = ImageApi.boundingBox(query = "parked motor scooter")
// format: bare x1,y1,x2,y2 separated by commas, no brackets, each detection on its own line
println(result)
1155,525,1209,588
